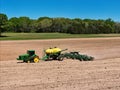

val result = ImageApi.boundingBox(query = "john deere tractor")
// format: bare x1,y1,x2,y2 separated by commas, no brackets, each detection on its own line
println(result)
17,50,39,63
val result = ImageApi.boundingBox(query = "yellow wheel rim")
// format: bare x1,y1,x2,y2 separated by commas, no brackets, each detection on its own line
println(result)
34,57,39,63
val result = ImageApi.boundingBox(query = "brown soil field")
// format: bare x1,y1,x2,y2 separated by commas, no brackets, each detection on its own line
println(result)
0,37,120,90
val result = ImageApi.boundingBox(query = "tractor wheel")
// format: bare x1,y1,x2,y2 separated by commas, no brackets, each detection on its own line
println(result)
58,57,64,61
33,56,39,63
58,55,64,61
27,61,30,63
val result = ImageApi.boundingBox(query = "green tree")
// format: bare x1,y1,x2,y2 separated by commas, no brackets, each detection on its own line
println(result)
35,17,52,32
9,17,20,32
114,22,120,33
0,13,8,36
29,19,37,32
0,13,118,34
19,17,31,32
8,17,31,32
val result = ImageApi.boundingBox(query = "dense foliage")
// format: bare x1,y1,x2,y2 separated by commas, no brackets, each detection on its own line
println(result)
0,13,120,36
0,13,8,36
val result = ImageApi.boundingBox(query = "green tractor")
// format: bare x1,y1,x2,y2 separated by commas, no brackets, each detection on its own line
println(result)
17,50,39,63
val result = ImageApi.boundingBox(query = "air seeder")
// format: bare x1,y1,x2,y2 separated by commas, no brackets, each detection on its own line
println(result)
17,47,94,63
42,47,68,61
42,47,94,61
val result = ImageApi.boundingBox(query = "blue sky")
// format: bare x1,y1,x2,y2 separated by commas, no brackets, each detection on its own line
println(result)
0,0,120,21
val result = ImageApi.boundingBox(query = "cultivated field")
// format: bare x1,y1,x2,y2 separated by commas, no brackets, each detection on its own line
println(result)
0,37,120,90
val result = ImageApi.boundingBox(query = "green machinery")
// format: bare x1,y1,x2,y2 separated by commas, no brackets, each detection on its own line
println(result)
17,50,39,63
17,48,94,63
62,52,94,61
42,48,94,61
42,49,68,61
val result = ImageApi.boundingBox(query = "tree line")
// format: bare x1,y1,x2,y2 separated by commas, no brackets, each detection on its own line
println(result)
0,13,120,36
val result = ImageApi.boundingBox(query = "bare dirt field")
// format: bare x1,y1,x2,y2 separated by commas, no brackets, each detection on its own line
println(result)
0,37,120,90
